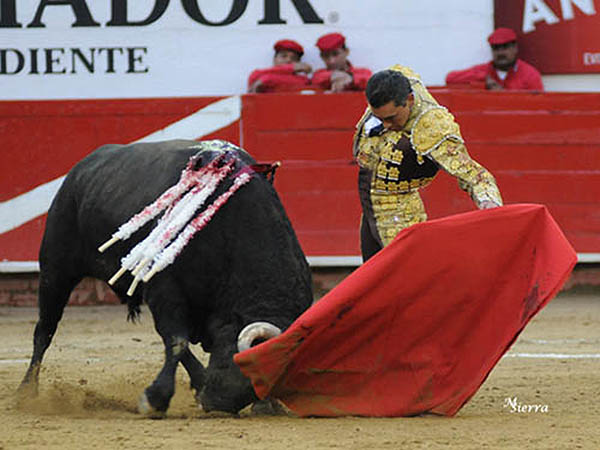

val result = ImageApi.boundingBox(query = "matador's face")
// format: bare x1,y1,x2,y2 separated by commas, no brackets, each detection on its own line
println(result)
369,94,414,132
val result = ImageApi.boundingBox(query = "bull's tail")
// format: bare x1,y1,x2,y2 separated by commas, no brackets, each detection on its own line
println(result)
127,301,142,323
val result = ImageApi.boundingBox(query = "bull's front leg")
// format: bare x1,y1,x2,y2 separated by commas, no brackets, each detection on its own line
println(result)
139,280,192,418
138,335,188,418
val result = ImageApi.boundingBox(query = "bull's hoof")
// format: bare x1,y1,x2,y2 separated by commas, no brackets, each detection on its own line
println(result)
251,398,287,416
138,392,166,419
16,381,39,400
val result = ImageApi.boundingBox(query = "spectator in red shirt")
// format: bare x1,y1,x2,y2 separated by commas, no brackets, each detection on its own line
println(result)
247,39,312,93
311,32,372,92
445,28,544,91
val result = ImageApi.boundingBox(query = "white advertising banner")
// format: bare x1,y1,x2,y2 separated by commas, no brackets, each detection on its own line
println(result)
1,0,495,99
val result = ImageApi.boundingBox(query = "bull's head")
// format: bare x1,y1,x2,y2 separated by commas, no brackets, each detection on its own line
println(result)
199,322,281,414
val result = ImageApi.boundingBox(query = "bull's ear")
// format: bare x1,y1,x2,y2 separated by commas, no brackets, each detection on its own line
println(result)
250,162,281,184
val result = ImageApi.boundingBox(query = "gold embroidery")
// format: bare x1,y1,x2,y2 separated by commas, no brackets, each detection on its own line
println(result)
375,178,388,190
388,166,400,179
380,141,403,166
409,179,421,189
370,191,427,246
355,64,503,248
356,137,380,170
411,108,463,155
372,176,434,194
430,141,503,207
377,164,390,179
380,138,395,156
357,130,405,172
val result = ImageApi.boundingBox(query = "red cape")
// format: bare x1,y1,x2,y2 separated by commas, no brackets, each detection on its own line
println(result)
234,204,576,417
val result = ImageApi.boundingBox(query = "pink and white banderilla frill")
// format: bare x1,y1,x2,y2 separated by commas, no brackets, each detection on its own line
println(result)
98,151,252,296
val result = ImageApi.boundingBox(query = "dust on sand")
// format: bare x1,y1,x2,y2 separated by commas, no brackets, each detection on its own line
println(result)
1,291,598,449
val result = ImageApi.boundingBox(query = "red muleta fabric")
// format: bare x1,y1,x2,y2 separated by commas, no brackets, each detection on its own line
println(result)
234,204,576,417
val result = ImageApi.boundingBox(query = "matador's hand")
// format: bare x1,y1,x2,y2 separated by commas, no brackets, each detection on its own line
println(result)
479,200,500,210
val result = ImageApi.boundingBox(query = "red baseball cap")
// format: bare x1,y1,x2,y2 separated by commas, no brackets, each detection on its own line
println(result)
488,28,517,45
316,32,346,52
274,39,304,56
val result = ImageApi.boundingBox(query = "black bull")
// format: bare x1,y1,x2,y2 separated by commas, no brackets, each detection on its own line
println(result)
19,139,313,416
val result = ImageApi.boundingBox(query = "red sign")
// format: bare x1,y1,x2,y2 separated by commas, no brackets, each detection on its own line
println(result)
494,0,600,73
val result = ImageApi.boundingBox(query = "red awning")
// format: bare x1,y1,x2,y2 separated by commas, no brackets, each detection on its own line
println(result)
234,204,576,417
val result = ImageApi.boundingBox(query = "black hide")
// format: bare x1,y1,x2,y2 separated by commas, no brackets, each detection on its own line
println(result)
19,139,313,415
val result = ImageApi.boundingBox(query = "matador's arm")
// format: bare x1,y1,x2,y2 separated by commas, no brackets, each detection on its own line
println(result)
412,108,503,208
429,139,503,207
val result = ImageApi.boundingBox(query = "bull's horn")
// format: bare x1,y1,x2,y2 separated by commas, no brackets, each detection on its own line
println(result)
237,322,281,352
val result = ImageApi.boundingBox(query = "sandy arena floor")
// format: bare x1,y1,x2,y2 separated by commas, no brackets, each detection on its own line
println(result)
1,291,598,450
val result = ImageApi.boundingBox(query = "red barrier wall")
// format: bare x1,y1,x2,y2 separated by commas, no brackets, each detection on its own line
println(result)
242,92,365,256
243,90,600,258
1,91,599,265
0,97,239,261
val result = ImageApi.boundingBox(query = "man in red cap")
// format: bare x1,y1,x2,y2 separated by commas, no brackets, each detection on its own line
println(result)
311,32,372,92
445,27,543,91
247,39,312,93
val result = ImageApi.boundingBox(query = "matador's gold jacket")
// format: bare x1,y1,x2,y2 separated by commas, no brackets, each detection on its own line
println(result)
353,65,503,247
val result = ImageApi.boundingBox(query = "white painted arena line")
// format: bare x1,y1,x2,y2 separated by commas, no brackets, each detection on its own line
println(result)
0,359,30,365
520,338,599,345
504,353,600,359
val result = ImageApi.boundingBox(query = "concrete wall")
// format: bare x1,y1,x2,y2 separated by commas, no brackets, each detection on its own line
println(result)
2,266,599,307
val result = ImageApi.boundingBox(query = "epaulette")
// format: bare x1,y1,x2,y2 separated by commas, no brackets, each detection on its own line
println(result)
388,64,422,82
352,108,371,157
410,107,463,155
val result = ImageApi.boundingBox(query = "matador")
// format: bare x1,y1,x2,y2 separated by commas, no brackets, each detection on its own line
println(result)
353,65,503,260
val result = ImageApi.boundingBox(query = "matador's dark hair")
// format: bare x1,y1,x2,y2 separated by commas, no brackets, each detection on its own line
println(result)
366,70,413,108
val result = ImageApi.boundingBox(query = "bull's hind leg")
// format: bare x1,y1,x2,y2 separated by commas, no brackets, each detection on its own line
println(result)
139,279,193,417
180,347,206,397
18,271,82,397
